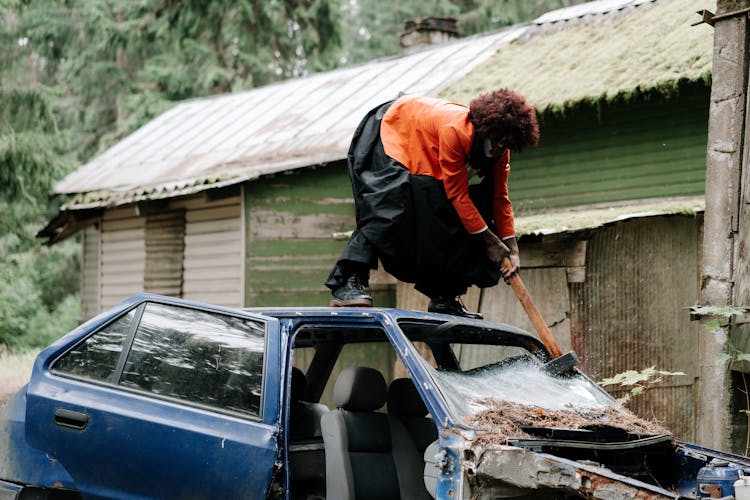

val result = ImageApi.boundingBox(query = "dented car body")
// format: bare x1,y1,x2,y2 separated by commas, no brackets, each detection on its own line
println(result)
1,293,749,499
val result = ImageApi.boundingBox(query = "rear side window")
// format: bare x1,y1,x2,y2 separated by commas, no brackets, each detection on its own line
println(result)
53,309,135,382
119,303,266,417
53,302,267,418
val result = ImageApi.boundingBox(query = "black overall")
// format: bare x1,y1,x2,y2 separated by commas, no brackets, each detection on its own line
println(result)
325,101,501,299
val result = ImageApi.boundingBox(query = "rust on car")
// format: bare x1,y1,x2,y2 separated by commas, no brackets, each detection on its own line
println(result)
465,444,681,499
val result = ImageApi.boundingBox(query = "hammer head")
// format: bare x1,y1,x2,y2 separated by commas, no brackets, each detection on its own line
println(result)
543,351,580,376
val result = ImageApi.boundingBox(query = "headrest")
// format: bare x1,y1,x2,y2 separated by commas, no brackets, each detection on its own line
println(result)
387,378,428,417
333,366,387,411
291,367,306,402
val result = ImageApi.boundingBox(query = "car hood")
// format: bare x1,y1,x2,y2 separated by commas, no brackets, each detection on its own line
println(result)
467,442,682,499
453,428,750,499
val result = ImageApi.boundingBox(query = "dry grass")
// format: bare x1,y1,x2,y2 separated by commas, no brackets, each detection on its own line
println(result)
0,350,39,405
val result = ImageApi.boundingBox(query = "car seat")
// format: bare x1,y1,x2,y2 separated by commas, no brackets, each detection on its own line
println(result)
321,366,428,500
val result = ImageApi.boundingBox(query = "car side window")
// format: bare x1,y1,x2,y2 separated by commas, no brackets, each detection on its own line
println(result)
53,309,136,382
119,303,266,418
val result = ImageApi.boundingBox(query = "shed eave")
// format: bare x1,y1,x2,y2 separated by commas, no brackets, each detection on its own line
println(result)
516,196,705,237
57,150,344,211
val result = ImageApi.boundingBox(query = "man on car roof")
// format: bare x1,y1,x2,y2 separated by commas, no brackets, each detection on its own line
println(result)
325,89,540,318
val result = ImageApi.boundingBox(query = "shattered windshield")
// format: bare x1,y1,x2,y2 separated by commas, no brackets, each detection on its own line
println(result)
399,320,668,439
427,345,613,417
399,321,614,416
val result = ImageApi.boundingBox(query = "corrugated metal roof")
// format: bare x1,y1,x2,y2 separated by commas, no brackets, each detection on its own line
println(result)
56,26,525,209
55,0,708,211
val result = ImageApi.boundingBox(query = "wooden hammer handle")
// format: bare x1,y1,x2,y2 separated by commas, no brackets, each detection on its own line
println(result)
504,259,563,358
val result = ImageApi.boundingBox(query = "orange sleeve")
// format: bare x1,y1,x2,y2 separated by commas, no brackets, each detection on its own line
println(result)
438,124,487,234
492,149,515,238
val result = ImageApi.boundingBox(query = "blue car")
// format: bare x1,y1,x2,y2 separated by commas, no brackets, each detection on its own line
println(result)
1,293,749,499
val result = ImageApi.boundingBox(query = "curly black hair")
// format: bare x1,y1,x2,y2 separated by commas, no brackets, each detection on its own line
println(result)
468,89,540,152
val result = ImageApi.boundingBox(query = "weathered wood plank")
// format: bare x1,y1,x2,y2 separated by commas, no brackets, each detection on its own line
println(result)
145,211,184,297
80,224,101,321
248,211,354,239
171,194,242,211
517,238,586,268
182,202,242,307
185,205,241,223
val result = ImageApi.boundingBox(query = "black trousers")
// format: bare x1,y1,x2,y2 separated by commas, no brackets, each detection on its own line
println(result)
325,102,501,299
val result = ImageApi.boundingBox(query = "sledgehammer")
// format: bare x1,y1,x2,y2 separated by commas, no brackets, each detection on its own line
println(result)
503,258,579,376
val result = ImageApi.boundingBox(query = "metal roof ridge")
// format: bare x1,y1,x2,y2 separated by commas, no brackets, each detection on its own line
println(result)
531,0,656,25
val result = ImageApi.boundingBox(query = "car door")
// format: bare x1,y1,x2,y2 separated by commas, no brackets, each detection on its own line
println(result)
24,297,282,499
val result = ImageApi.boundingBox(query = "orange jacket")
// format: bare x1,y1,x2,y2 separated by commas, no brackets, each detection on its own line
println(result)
380,95,515,238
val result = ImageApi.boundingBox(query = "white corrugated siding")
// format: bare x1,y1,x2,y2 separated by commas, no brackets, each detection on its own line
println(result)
144,211,185,297
100,208,146,310
182,198,242,307
80,222,101,320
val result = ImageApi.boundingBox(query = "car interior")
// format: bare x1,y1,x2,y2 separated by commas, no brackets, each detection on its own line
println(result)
285,319,551,500
287,325,439,500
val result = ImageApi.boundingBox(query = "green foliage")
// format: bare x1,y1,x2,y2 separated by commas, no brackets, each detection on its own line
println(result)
0,88,71,214
25,294,80,349
690,305,749,331
599,366,685,405
0,0,346,350
0,251,41,347
713,337,750,367
0,234,80,349
0,131,65,205
339,0,584,66
0,91,78,351
5,0,345,159
455,0,578,35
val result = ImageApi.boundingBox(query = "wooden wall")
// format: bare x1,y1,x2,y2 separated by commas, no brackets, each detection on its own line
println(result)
100,208,146,310
144,211,185,298
510,86,709,214
80,223,101,321
245,163,395,308
173,194,243,308
79,191,244,319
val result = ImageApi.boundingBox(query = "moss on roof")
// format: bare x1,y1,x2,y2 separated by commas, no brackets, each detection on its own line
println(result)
441,0,715,112
515,196,704,236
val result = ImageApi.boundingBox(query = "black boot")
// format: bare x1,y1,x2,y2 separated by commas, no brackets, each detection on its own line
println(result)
427,296,482,319
330,274,373,307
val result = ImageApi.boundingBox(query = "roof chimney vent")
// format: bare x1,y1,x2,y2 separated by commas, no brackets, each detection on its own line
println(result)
400,16,460,52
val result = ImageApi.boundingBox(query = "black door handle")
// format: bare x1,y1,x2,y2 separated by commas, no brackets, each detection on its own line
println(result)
54,408,89,430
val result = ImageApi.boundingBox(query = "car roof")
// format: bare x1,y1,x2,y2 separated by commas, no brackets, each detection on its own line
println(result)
125,293,544,348
245,305,525,330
